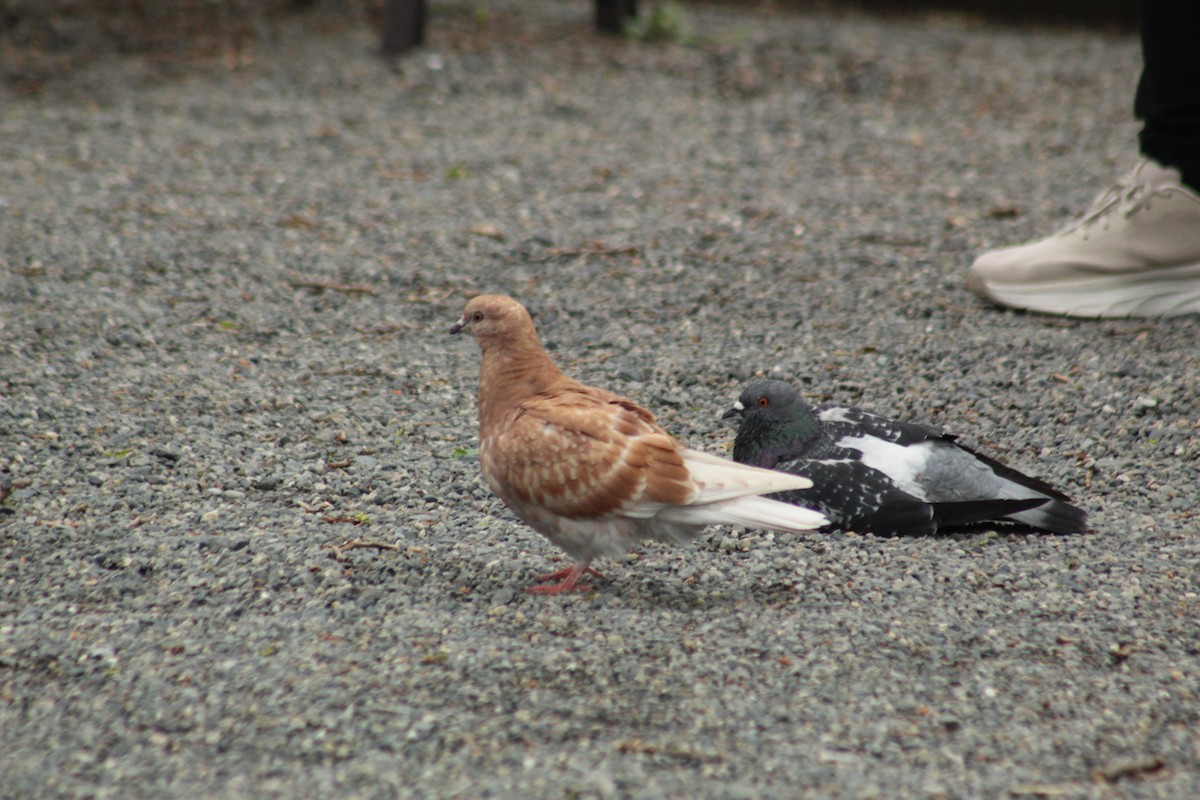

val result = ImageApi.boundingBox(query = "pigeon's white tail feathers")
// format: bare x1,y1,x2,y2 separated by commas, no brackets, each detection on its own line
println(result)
682,448,813,501
659,494,828,533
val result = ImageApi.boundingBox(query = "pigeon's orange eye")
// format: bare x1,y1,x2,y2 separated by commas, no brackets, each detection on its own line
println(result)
757,397,769,407
472,311,484,323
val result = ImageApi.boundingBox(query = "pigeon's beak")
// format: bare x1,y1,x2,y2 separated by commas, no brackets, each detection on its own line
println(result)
449,317,466,335
721,400,745,420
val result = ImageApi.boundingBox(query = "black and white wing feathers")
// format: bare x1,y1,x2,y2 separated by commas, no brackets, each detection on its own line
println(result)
767,457,941,535
768,456,1048,536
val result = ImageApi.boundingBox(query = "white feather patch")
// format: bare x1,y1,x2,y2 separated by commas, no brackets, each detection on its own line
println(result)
835,435,934,500
818,406,857,424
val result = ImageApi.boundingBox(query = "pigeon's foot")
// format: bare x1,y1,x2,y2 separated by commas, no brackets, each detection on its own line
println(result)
525,563,605,594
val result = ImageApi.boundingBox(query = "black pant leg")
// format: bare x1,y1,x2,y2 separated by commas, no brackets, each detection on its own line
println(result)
1134,0,1200,190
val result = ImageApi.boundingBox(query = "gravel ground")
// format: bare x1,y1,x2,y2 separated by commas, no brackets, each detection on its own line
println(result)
2,2,1198,798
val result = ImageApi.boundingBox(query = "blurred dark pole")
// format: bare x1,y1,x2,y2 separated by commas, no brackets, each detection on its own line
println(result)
595,0,638,34
380,0,426,55
380,0,638,56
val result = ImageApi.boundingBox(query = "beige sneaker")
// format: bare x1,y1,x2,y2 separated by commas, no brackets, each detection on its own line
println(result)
967,160,1200,318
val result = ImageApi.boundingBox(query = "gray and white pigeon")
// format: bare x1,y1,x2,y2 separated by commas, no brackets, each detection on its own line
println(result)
723,379,1089,536
450,296,829,594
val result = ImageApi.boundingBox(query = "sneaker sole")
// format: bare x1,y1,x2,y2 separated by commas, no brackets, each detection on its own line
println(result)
972,261,1200,318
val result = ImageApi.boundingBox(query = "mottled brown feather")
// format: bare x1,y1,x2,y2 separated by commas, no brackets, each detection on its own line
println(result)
482,390,696,519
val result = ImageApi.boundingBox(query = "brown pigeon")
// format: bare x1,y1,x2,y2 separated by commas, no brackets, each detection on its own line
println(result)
450,295,828,594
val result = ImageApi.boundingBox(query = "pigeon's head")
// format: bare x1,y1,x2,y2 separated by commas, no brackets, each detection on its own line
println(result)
450,294,539,351
725,379,818,467
723,379,803,426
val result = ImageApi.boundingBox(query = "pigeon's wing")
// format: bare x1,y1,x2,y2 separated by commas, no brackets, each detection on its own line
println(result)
920,442,1089,533
814,403,949,447
773,459,1059,534
770,457,940,536
809,405,1088,535
948,441,1075,501
483,387,696,520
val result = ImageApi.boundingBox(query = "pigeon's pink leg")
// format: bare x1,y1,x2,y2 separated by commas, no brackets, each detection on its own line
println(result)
525,561,605,594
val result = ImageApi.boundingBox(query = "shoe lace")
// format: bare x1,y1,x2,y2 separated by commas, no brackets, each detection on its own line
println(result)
1069,165,1167,234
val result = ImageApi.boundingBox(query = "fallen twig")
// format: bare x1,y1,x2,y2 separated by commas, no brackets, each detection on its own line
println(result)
322,538,401,562
289,277,379,296
1092,756,1165,784
546,241,639,258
